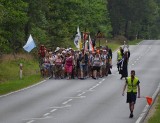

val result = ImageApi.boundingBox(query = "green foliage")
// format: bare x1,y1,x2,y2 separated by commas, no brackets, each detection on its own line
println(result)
0,0,28,53
1,0,160,53
46,0,112,48
107,0,160,40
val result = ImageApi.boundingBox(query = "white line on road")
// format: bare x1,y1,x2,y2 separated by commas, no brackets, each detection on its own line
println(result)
50,109,57,113
66,96,86,98
50,105,71,109
87,89,95,91
78,92,86,96
23,116,52,121
26,120,34,123
62,99,73,105
96,84,100,86
43,113,50,117
88,79,105,91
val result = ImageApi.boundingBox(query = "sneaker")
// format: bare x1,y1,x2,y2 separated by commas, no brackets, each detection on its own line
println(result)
92,77,96,80
80,78,84,80
129,113,133,118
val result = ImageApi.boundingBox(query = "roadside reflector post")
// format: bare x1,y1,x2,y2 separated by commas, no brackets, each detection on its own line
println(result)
20,63,23,79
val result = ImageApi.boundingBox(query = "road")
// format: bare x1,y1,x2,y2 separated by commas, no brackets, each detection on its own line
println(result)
0,40,160,123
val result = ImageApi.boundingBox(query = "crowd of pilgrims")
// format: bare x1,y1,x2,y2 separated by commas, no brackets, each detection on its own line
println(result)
38,45,113,80
38,44,130,80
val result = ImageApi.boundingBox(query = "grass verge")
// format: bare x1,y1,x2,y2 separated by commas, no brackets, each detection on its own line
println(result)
0,54,43,95
0,75,42,95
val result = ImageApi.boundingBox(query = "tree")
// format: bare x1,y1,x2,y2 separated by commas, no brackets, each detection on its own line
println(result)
0,0,28,53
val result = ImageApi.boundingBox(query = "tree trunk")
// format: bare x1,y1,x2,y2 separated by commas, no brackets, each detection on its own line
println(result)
124,21,128,39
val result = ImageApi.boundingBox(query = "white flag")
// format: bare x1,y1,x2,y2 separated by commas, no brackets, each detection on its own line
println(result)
89,35,94,52
23,34,36,52
74,26,81,49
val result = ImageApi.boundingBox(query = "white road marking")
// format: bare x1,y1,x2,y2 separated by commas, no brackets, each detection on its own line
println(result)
50,109,57,112
62,99,72,105
96,84,100,86
87,89,95,91
91,86,97,89
132,64,134,66
43,113,50,117
50,105,71,109
26,120,34,123
24,116,52,122
78,92,86,96
67,96,86,98
88,79,105,91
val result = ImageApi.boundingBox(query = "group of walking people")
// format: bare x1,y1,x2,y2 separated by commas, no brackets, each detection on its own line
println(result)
38,45,113,80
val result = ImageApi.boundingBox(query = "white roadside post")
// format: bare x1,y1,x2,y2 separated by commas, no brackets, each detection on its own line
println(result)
20,63,23,79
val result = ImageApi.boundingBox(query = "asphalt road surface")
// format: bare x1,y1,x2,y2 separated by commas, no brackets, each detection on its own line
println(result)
0,40,160,123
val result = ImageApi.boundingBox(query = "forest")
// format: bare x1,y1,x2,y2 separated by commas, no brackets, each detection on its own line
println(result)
0,0,160,53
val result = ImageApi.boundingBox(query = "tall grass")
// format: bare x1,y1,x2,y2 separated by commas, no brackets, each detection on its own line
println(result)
0,54,42,95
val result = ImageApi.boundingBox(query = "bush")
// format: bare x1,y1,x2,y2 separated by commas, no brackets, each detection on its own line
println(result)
113,35,128,44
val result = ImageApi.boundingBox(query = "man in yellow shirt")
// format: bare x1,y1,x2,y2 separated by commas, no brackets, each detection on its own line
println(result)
122,70,140,118
117,47,123,72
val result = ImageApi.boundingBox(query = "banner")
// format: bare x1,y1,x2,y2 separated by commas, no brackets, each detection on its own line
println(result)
89,35,94,52
74,27,81,49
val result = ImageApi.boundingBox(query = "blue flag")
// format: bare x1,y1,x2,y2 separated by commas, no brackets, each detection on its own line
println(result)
23,34,36,52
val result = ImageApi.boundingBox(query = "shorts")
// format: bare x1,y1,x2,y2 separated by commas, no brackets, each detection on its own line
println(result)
127,92,137,104
80,64,86,71
92,66,100,72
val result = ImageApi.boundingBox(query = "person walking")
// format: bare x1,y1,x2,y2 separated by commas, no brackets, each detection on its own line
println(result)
120,50,130,79
65,51,74,80
122,70,140,118
92,53,101,79
117,47,123,72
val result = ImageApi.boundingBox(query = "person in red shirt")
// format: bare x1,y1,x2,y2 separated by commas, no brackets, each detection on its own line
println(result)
38,45,47,76
38,45,46,58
